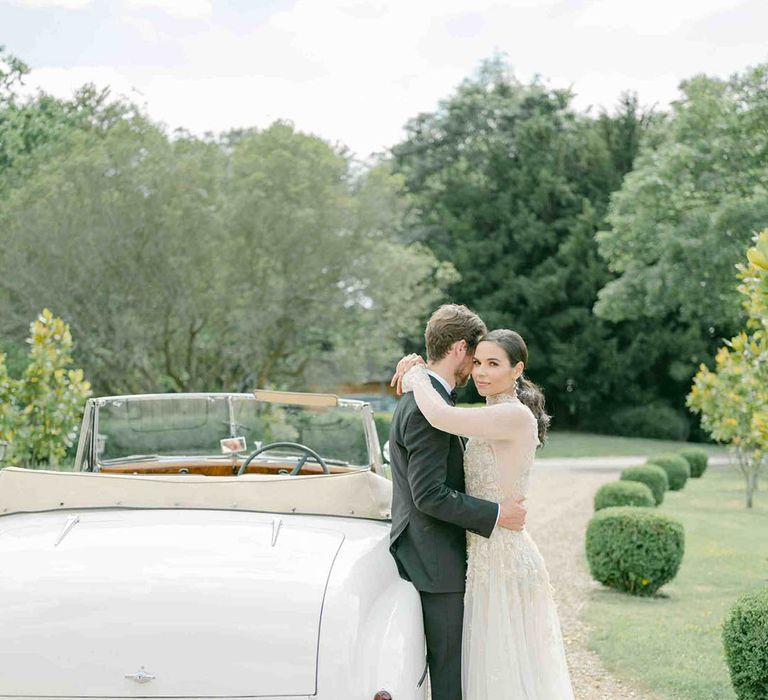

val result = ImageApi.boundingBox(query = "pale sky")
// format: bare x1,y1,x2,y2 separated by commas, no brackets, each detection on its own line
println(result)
2,0,767,159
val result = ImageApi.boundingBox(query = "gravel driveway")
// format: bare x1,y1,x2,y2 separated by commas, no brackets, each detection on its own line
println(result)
525,459,669,700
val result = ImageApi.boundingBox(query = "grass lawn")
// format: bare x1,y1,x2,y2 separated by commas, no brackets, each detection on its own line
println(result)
584,467,768,700
537,431,727,459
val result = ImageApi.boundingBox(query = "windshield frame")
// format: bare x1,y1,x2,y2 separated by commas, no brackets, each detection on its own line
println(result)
74,392,384,475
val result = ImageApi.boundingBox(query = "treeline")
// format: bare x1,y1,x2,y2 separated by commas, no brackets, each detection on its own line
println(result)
1,49,767,437
0,49,453,395
392,58,768,438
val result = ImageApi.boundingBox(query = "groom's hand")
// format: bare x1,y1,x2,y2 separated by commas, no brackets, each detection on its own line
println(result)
498,496,527,531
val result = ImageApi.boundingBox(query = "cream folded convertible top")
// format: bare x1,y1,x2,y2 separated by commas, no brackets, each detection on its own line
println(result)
0,467,393,521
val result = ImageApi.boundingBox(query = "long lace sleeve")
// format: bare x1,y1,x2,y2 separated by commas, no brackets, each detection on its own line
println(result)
402,366,535,441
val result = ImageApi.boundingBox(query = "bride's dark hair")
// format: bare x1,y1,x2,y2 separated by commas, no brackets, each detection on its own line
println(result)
482,329,551,444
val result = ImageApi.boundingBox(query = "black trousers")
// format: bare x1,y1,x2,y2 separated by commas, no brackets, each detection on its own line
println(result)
420,591,464,700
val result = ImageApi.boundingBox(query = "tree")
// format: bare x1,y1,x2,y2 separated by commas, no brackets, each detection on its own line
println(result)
596,64,768,338
0,103,453,393
592,65,768,435
688,231,768,508
392,57,659,426
0,310,91,468
219,124,455,390
1,47,135,196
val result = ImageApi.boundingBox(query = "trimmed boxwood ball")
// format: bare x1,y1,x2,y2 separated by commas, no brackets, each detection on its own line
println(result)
620,464,669,505
722,588,768,700
647,454,691,491
594,481,655,511
585,507,685,596
678,447,709,478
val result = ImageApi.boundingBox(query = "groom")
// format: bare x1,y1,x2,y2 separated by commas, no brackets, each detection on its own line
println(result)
388,304,527,700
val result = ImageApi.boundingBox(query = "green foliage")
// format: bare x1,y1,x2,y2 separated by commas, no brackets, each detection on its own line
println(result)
586,506,685,596
0,310,91,467
596,65,768,335
593,481,655,511
647,453,691,491
0,100,454,393
586,468,765,699
722,588,768,700
0,45,28,94
620,464,669,505
597,66,768,442
0,352,19,444
608,402,690,440
1,46,136,195
678,447,709,478
392,57,663,428
688,230,768,507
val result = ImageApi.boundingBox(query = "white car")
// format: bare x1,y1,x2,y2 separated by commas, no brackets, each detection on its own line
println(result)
0,391,426,700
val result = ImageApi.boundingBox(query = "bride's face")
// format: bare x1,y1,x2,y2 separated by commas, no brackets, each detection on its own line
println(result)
471,341,523,397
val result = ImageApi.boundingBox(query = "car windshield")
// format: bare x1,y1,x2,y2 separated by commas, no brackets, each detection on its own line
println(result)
94,395,371,467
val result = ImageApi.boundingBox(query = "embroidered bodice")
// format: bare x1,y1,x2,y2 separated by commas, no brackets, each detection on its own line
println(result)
402,366,539,503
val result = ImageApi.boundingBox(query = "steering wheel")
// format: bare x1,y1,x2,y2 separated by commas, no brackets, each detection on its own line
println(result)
237,441,330,476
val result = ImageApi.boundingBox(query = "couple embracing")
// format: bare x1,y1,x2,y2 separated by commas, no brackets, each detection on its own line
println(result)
388,304,575,700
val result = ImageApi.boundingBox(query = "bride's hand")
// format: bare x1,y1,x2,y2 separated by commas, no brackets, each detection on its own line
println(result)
390,353,426,395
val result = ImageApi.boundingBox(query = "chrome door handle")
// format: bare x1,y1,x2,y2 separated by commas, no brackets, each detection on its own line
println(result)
125,667,156,683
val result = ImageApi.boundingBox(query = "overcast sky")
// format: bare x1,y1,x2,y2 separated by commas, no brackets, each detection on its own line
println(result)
2,0,767,159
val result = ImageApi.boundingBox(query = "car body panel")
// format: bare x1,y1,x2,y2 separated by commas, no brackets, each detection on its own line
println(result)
0,509,345,697
0,392,425,699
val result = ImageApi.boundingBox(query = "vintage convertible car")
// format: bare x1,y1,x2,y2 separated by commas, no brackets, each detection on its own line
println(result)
0,391,426,700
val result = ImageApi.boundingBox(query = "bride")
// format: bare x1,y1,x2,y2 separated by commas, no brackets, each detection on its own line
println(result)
394,329,574,700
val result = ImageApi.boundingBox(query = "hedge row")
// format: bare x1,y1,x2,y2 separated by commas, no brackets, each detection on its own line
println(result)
586,444,768,699
620,464,669,504
678,447,709,478
585,446,711,597
648,453,691,490
594,481,655,510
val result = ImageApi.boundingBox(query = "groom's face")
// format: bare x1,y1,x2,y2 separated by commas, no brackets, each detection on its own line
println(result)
454,348,475,388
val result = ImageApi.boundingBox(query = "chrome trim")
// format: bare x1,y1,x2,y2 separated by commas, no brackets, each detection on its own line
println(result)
53,515,80,547
73,401,93,472
90,391,368,408
361,404,384,475
271,517,282,546
76,392,376,473
417,658,429,688
125,667,156,684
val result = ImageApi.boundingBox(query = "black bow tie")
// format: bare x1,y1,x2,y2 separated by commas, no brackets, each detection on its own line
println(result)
449,390,458,404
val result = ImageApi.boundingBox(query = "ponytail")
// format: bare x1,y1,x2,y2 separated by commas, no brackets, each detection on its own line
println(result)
517,375,550,444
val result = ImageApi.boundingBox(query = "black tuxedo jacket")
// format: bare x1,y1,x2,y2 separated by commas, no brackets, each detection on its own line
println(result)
388,375,498,593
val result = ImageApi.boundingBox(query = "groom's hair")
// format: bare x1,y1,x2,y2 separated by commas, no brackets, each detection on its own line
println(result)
425,304,487,362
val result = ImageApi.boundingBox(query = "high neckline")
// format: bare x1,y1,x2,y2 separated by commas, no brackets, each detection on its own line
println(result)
486,390,518,405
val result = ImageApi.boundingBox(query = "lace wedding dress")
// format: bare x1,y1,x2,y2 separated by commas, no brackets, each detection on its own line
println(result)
404,366,575,700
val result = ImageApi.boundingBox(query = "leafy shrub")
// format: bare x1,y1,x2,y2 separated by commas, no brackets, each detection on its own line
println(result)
609,402,690,441
594,481,656,511
620,464,669,505
0,310,91,468
585,507,685,596
722,588,768,700
647,454,691,491
678,447,709,478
